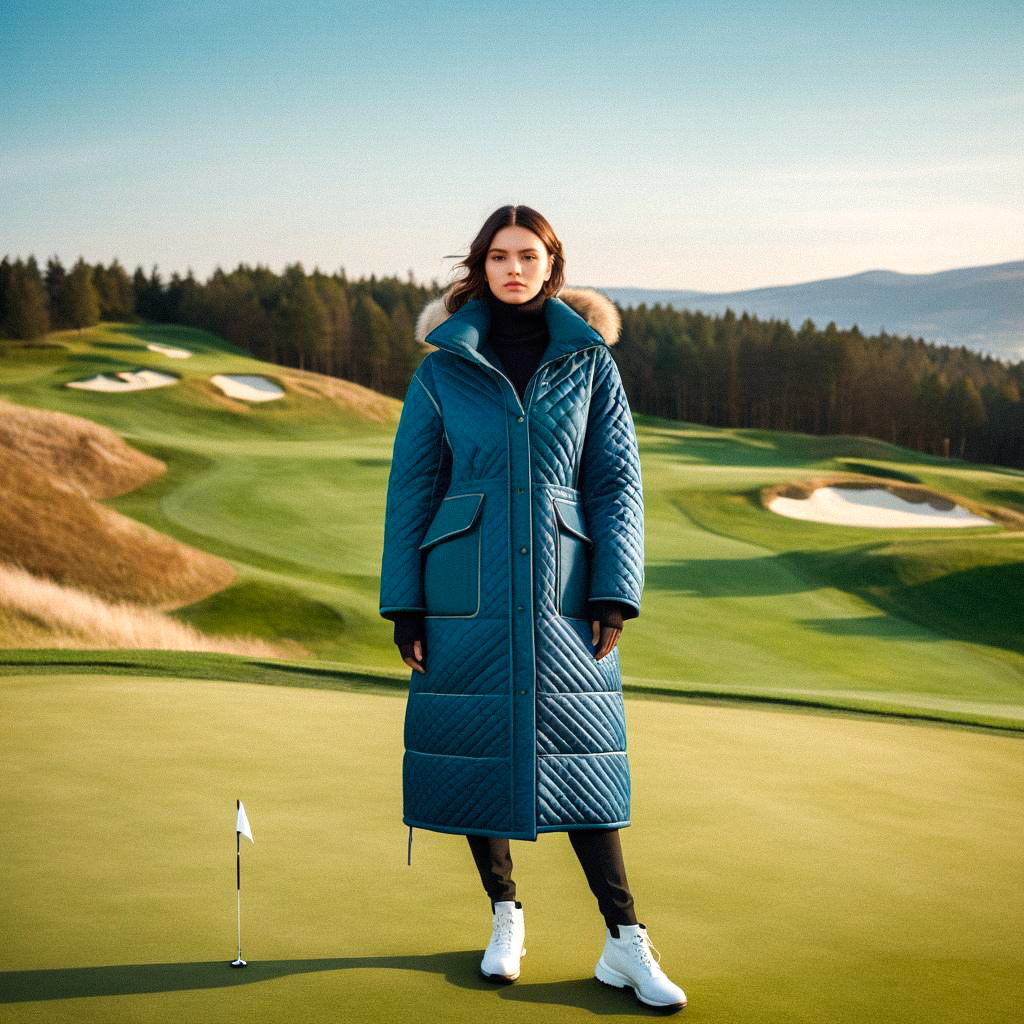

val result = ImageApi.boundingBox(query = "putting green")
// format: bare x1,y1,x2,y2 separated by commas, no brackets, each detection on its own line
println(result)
1,675,1021,1022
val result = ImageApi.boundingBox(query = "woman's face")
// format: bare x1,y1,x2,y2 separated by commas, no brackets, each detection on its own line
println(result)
484,225,554,304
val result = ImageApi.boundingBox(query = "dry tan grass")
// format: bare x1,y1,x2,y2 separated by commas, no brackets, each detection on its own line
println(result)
190,366,402,423
0,399,237,608
0,447,238,607
0,396,164,500
0,397,305,655
0,562,303,656
274,367,403,424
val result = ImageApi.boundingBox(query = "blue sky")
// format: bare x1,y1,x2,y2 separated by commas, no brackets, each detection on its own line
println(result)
2,0,1022,291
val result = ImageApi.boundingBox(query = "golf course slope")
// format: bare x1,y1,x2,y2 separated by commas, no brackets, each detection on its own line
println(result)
1,674,1021,1023
1,320,1023,731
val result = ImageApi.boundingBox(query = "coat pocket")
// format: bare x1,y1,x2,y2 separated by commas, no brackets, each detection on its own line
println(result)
419,493,485,617
552,496,593,620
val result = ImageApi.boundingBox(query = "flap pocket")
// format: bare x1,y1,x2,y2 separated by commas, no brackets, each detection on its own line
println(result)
552,498,592,544
419,493,485,550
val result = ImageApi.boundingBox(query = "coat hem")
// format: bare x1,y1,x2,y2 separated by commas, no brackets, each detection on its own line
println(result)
404,817,540,841
402,817,631,841
536,819,631,832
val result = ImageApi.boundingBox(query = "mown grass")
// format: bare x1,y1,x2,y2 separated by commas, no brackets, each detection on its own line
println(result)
1,674,1021,1024
1,322,1023,726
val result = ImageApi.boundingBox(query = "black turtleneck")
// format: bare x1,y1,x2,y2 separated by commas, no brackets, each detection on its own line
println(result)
384,287,634,656
482,284,549,402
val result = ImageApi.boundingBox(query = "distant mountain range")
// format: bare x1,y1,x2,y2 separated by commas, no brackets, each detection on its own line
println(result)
595,260,1024,362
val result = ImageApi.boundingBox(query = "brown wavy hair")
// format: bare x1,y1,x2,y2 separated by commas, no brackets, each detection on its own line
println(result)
444,205,566,314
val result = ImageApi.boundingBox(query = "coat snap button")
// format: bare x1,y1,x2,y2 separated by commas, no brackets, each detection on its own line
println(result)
516,415,524,422
519,689,528,696
519,546,528,555
517,605,525,612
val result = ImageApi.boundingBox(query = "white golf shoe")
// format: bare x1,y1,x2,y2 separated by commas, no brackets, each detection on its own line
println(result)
479,899,526,982
595,922,687,1011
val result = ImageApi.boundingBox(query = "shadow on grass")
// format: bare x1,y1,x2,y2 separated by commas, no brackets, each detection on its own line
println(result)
0,955,654,1013
60,350,181,374
89,340,158,354
104,323,249,358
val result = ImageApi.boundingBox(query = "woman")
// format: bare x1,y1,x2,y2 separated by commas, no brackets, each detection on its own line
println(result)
379,205,686,1011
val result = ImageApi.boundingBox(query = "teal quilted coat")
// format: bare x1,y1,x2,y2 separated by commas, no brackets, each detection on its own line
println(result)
379,286,644,846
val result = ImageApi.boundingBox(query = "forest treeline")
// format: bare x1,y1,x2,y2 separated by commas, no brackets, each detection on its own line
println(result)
2,253,1022,469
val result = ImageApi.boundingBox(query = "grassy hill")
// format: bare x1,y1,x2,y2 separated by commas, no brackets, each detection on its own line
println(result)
1,321,1023,730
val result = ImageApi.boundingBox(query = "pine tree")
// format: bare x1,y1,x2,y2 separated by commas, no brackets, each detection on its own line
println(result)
350,292,391,392
0,256,12,332
132,266,148,306
44,255,71,328
5,258,50,339
95,258,135,319
66,257,101,331
311,272,352,375
173,269,203,325
133,265,164,320
272,264,328,371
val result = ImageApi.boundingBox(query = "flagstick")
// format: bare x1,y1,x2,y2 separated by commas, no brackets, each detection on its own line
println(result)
231,799,247,967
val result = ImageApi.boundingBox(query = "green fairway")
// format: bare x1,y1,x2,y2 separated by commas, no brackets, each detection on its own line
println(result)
2,322,1023,728
1,674,1021,1022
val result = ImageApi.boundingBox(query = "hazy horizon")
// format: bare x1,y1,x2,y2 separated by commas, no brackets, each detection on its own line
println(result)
3,1,1022,292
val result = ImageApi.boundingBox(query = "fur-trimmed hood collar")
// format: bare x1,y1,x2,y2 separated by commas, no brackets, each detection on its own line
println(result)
415,285,621,348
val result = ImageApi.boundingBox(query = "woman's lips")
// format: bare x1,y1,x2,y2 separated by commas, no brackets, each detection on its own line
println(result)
505,283,524,288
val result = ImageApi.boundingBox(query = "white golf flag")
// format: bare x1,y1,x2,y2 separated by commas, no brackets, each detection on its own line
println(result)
236,800,254,844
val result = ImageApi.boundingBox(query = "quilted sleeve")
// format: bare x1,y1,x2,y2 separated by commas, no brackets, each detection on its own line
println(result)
379,359,446,617
578,347,644,620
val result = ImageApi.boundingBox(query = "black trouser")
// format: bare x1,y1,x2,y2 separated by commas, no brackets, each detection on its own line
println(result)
466,828,638,937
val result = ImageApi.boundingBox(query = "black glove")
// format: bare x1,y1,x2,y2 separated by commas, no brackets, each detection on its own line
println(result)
389,611,425,662
589,600,629,630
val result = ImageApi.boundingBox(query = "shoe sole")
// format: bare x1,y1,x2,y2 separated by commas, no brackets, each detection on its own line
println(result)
595,957,687,1011
480,946,525,983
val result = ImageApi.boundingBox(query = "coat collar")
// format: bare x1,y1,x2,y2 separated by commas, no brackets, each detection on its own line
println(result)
415,285,621,377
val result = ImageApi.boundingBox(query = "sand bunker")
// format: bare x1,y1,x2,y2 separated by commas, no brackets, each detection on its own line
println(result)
146,342,193,358
210,374,285,402
66,369,178,392
767,484,994,528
